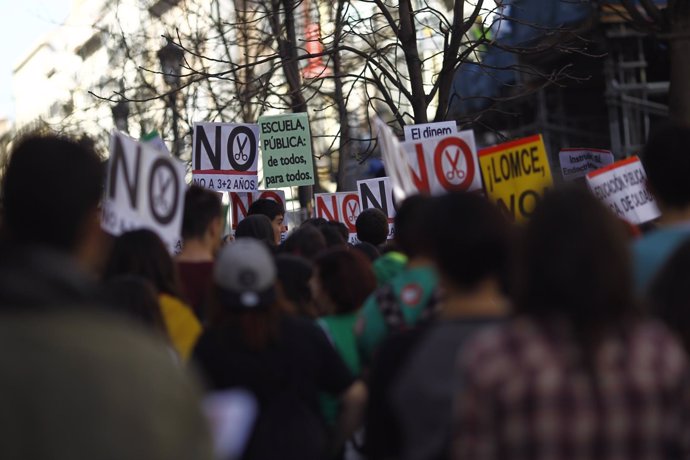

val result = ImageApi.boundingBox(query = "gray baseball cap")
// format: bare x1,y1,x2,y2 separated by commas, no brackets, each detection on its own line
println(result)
213,238,276,309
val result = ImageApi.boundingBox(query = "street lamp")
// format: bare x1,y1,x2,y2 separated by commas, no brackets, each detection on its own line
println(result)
157,40,184,156
157,41,184,86
111,100,129,133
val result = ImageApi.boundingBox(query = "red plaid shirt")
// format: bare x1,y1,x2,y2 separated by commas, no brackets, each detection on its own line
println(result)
453,318,690,460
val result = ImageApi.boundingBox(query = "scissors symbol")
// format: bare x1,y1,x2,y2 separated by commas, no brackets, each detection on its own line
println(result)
234,136,249,162
444,149,466,181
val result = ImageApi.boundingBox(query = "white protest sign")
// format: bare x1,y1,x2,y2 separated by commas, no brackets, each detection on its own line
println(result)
102,131,186,251
229,190,287,233
142,131,172,156
586,156,660,225
403,121,457,141
192,122,259,192
403,130,483,195
315,192,361,243
559,148,614,181
357,177,395,239
375,118,416,203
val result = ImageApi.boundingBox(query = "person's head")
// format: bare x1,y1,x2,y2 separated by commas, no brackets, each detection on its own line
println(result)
326,221,349,242
248,198,286,245
301,217,328,229
642,123,690,211
181,186,223,251
101,275,167,337
282,225,327,260
211,238,280,348
428,192,512,294
235,214,275,246
104,229,180,297
394,194,434,259
319,224,347,248
356,208,389,246
2,133,105,264
311,248,377,315
515,186,636,338
648,239,690,352
0,310,213,460
275,254,316,318
353,241,380,262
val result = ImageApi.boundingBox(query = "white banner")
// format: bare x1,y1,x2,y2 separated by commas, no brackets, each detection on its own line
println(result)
192,122,259,192
229,190,287,233
403,121,457,141
375,118,416,203
315,192,361,244
357,177,395,239
403,130,483,195
559,148,614,181
102,131,186,252
586,156,660,225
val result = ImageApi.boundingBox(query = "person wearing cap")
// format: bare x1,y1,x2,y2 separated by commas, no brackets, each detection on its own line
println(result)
192,238,367,460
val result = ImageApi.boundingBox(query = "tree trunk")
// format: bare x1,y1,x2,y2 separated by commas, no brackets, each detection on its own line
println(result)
334,0,351,191
398,0,428,123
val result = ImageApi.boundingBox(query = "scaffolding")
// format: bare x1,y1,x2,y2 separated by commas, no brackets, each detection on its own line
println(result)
602,12,669,158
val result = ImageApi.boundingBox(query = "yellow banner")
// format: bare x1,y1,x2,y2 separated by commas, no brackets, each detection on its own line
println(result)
478,134,553,222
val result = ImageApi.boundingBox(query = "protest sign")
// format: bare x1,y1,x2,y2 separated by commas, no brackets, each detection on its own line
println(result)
478,134,553,222
375,118,416,203
559,148,614,181
229,190,287,232
403,130,483,195
315,192,361,243
357,177,395,239
403,121,457,141
192,122,259,192
259,113,315,188
141,131,172,155
586,156,660,225
102,131,186,251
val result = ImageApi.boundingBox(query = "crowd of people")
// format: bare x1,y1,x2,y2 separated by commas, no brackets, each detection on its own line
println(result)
2,123,690,460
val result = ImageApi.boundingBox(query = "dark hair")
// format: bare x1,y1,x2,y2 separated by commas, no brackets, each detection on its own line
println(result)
515,186,636,340
327,221,349,242
320,224,347,248
429,192,512,292
235,215,274,245
101,275,167,336
248,198,284,221
181,186,222,239
282,225,327,260
301,217,328,228
2,133,104,250
208,293,281,350
275,254,316,317
394,194,434,258
648,239,690,352
353,241,380,261
356,208,389,246
314,248,376,314
643,123,690,208
104,229,181,297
